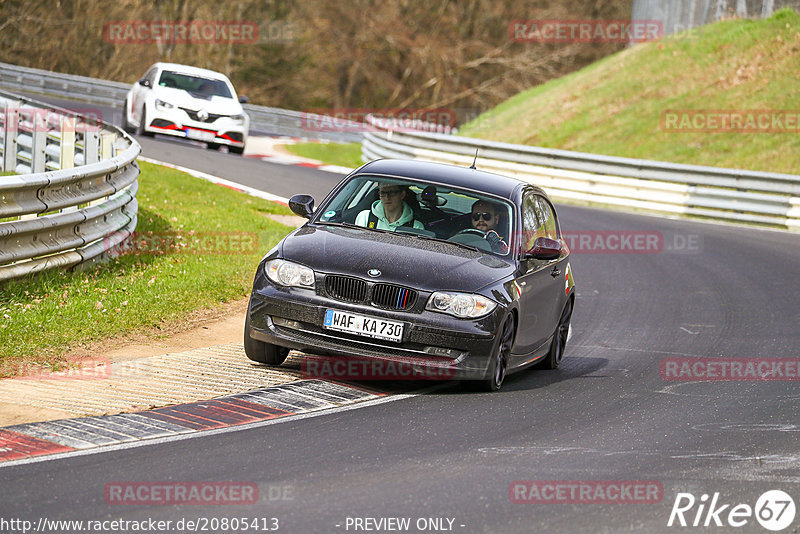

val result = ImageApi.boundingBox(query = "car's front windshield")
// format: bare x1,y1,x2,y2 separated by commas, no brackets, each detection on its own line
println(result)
157,71,233,98
316,175,514,256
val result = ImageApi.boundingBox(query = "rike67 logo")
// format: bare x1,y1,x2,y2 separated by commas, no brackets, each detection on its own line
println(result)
668,490,796,531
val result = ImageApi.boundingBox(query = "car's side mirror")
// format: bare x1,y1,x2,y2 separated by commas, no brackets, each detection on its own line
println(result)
524,237,563,260
289,194,315,219
138,78,151,88
238,95,250,104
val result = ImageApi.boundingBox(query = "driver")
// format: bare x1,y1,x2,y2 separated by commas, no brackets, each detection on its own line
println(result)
470,200,508,253
355,183,424,231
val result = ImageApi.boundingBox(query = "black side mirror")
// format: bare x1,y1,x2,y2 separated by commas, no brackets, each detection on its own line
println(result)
138,79,151,88
289,194,315,219
238,95,250,104
525,237,563,260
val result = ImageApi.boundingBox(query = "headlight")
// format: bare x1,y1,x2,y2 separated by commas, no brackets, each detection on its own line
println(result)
265,259,315,289
231,113,246,122
426,291,497,318
155,99,174,109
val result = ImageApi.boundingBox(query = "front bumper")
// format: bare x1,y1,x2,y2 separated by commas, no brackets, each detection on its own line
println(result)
146,106,247,146
248,283,504,381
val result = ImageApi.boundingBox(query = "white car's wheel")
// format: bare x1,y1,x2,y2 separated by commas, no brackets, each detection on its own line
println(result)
121,100,134,133
135,106,153,137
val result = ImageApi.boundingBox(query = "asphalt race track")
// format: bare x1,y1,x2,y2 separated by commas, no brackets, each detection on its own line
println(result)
2,94,800,533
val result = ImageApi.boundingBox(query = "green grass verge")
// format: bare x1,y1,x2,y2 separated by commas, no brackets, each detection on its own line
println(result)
285,142,362,168
459,9,800,175
0,160,295,374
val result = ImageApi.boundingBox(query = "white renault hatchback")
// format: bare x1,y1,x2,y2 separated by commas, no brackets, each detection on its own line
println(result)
123,62,249,154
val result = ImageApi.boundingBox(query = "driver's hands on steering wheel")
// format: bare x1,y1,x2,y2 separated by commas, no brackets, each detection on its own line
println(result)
485,230,509,253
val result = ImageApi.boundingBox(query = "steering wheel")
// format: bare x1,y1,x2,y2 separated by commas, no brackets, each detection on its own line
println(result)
454,228,487,238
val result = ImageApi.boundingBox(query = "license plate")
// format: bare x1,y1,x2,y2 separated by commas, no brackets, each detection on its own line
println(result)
323,309,404,342
185,129,215,142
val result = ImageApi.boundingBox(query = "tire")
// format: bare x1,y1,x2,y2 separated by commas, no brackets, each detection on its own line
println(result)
478,314,515,392
121,100,133,133
539,298,573,370
244,314,289,365
229,145,245,155
135,106,153,137
207,142,222,151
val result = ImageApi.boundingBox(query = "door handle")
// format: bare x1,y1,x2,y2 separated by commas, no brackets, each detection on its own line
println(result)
550,267,561,277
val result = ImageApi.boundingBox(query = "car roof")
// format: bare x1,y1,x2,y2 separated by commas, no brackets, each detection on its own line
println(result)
150,63,231,81
354,159,547,201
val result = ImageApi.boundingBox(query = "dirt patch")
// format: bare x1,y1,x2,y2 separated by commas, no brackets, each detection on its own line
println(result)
60,297,250,365
0,298,256,426
267,213,308,228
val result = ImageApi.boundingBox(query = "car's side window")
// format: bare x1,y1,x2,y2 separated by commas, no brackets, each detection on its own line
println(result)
522,194,539,252
535,196,559,240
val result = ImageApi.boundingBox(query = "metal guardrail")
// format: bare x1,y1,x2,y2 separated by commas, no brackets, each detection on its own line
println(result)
0,90,140,281
362,116,800,230
0,62,362,143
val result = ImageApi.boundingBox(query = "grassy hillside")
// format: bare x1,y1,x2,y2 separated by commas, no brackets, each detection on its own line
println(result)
459,9,800,175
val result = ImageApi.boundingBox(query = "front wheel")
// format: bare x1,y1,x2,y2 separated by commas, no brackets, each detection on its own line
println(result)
539,298,573,370
244,315,289,365
479,314,515,392
121,100,133,133
135,107,153,137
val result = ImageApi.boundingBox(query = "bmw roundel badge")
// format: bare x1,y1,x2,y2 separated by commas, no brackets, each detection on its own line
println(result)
368,269,381,277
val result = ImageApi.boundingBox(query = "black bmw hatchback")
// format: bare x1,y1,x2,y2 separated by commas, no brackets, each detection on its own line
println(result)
245,159,574,391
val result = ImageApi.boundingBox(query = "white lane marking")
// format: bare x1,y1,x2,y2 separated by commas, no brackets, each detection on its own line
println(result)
137,156,290,205
679,326,698,335
0,385,444,469
478,446,800,465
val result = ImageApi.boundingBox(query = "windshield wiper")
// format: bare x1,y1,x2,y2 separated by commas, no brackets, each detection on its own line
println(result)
318,221,391,234
320,222,482,252
398,231,481,252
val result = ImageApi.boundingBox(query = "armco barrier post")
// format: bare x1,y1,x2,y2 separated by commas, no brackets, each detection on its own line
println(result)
84,129,99,165
60,117,75,170
100,133,113,160
3,100,19,172
31,111,47,173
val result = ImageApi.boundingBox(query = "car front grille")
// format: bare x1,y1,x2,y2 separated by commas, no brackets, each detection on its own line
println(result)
323,275,418,311
372,283,417,310
325,275,367,303
179,107,224,123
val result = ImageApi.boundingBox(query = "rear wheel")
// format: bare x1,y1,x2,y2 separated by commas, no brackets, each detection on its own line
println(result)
229,145,245,155
244,315,289,365
539,298,573,370
479,314,515,392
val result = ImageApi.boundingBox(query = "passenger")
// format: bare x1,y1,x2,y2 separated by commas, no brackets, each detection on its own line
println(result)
355,183,424,231
470,200,508,253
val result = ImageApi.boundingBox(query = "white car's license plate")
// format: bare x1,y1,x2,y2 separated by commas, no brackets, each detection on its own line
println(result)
185,129,215,142
323,309,404,342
